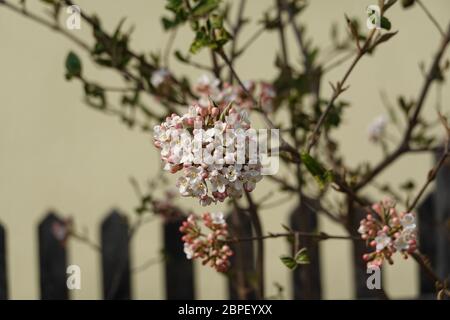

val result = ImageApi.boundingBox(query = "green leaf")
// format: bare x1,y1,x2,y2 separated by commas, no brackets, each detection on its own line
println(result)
191,0,220,17
280,255,297,270
400,180,415,191
189,29,210,54
301,152,334,189
398,96,413,115
161,0,189,30
374,31,398,46
280,248,310,270
380,16,392,30
65,51,82,78
161,17,178,30
401,0,415,9
260,11,279,30
83,82,106,109
165,0,183,11
294,248,310,265
326,101,349,128
209,13,224,29
174,50,190,63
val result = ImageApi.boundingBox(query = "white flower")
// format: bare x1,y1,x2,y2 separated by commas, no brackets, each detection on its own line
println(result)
176,177,190,196
185,166,202,183
400,213,416,231
151,68,170,88
375,233,391,251
184,243,194,259
196,74,220,95
191,181,208,197
224,152,235,164
394,234,409,251
358,224,367,235
368,115,387,143
224,165,240,182
239,109,250,125
225,113,239,127
394,228,415,251
211,212,226,225
382,197,396,208
209,173,227,193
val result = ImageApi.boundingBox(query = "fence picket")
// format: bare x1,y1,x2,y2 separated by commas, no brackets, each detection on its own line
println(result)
418,193,436,296
434,148,450,284
101,210,131,300
349,205,387,299
38,212,68,300
164,217,195,299
2,177,447,301
0,223,7,300
227,209,257,300
290,200,322,299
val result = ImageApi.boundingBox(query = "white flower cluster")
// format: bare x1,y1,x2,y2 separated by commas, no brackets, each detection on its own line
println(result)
153,99,263,206
359,198,418,268
372,212,417,252
151,68,171,88
367,115,387,143
195,74,275,113
392,213,417,251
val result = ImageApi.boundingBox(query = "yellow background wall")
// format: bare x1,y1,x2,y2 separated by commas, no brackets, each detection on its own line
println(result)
0,0,449,299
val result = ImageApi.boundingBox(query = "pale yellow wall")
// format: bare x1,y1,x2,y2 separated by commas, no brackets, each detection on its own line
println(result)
0,0,449,299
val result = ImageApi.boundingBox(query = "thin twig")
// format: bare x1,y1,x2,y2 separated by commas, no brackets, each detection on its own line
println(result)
233,26,265,58
355,24,450,190
217,49,301,162
275,0,289,67
0,0,90,51
244,191,265,299
163,28,178,68
411,251,446,294
228,231,360,243
228,0,247,83
70,230,101,252
305,28,377,153
132,256,163,273
416,0,446,38
322,50,357,73
407,132,450,212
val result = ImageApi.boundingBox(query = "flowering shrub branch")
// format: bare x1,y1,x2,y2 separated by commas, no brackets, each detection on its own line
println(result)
3,0,450,299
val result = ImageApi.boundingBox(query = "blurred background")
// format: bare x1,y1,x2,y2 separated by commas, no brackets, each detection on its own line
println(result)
0,0,449,299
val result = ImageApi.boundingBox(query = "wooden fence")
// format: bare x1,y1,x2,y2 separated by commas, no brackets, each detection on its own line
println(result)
0,151,448,300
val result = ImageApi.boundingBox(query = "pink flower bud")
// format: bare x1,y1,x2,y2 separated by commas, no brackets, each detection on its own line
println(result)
211,107,219,118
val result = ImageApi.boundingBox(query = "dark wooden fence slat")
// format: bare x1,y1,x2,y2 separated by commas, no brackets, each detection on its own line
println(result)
38,212,68,300
164,217,195,299
227,209,257,300
418,193,437,295
434,149,450,282
290,199,322,299
349,205,386,299
101,210,131,300
0,223,7,300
